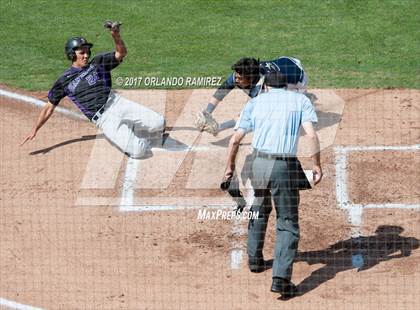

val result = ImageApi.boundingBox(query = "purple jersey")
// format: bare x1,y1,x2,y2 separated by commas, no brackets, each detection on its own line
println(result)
48,52,120,120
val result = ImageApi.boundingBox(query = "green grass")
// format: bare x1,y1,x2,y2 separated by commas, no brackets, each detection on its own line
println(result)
1,0,419,90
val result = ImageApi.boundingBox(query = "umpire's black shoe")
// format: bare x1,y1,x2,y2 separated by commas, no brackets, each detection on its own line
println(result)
271,277,297,300
248,257,265,273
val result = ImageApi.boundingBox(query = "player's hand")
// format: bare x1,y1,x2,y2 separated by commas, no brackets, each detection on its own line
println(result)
104,20,122,34
223,167,235,183
220,172,233,191
20,129,37,146
312,165,323,185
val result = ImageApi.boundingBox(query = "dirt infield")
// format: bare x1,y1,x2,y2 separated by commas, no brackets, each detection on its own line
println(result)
1,87,419,309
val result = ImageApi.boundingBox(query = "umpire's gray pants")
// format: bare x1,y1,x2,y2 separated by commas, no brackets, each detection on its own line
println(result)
248,156,300,281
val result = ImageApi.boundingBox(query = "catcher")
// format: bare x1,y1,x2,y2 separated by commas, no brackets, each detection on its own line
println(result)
195,56,310,136
21,21,165,158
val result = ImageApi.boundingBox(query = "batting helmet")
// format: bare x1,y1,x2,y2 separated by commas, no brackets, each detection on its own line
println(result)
65,37,93,60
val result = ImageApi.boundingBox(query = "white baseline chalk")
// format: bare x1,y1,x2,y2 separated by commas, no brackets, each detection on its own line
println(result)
0,88,85,120
120,204,230,212
335,148,350,208
336,144,420,152
0,297,43,310
119,158,139,209
355,203,420,210
334,144,420,238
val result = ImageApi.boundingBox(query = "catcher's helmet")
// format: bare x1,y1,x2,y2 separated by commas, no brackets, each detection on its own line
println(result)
65,37,93,60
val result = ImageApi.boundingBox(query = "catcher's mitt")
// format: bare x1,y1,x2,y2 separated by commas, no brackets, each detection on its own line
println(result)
220,174,247,214
194,110,219,136
104,20,123,32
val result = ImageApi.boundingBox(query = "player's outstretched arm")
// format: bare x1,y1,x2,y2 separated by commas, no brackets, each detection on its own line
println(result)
208,72,236,113
20,101,56,146
104,20,127,61
112,31,127,61
206,97,222,113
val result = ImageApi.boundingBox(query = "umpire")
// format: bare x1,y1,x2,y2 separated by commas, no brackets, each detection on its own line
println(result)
223,71,322,300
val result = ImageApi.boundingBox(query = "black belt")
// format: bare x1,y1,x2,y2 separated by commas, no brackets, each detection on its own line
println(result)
91,105,106,122
253,150,296,161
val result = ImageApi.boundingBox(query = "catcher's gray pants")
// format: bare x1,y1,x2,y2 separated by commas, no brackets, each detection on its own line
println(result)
248,156,300,281
93,92,165,158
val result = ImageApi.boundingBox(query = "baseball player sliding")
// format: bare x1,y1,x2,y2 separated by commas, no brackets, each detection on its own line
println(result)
195,56,311,136
21,21,165,158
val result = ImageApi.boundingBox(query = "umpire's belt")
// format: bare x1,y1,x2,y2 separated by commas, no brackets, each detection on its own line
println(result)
252,149,296,161
253,149,311,190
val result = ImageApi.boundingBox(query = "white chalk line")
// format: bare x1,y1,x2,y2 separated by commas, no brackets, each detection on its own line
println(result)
348,204,420,210
4,87,243,266
336,144,420,152
1,87,230,154
335,149,350,207
8,86,225,215
230,220,244,270
3,87,242,270
119,157,246,270
8,87,419,268
0,88,85,120
0,297,43,310
334,144,420,237
120,204,230,212
119,158,139,209
229,184,254,270
0,89,53,310
152,144,224,153
119,155,244,270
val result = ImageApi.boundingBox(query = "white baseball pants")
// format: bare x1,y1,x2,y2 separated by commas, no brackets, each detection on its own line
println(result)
94,92,165,158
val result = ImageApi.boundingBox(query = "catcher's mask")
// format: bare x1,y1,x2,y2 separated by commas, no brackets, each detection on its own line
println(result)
65,37,93,61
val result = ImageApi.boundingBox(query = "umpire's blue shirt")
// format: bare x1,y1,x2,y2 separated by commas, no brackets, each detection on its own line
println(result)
237,88,317,155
